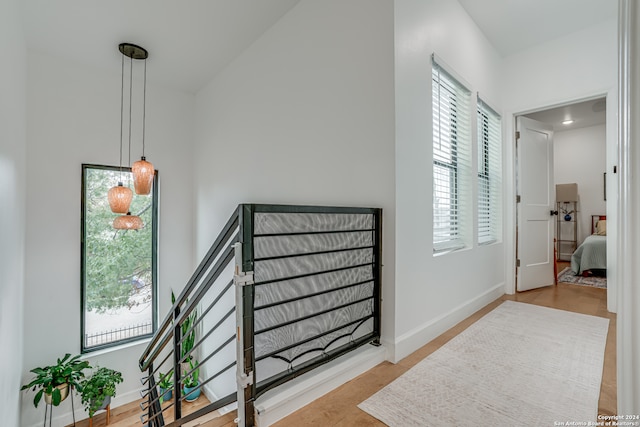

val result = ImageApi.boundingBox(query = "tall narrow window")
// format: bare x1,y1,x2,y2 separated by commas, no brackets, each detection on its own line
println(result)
432,59,472,253
81,164,158,352
477,99,502,245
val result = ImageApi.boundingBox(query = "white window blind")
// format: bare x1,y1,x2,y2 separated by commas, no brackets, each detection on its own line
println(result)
477,98,502,245
432,60,471,253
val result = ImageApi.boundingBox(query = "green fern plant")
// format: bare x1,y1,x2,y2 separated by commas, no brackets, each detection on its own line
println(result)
79,367,123,418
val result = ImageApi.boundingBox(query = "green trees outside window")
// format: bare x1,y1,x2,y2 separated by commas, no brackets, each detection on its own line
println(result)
81,164,157,352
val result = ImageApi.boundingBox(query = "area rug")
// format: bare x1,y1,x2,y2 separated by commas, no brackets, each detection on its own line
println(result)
358,301,609,427
557,267,607,288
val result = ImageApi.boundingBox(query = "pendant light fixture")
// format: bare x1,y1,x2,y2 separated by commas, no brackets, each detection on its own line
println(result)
113,212,144,230
127,43,155,195
112,43,148,230
108,49,133,214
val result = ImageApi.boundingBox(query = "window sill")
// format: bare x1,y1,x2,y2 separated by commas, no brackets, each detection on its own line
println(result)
479,239,502,247
433,244,471,257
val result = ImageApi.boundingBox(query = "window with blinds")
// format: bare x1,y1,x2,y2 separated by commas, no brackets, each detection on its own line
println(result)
477,99,502,245
432,60,471,253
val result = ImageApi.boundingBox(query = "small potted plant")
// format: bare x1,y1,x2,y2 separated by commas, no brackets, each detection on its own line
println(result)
157,370,173,402
21,353,90,407
79,367,123,419
182,359,200,402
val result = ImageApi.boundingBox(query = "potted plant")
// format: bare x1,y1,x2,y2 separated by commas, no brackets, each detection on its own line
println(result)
79,367,123,419
21,353,90,407
182,359,200,402
157,370,173,402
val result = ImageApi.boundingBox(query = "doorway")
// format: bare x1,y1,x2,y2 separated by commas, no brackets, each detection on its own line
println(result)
515,96,608,292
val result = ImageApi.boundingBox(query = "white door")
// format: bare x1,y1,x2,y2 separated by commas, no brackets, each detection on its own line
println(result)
516,116,555,291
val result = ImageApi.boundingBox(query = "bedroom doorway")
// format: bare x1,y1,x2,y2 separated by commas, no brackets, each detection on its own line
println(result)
515,96,608,292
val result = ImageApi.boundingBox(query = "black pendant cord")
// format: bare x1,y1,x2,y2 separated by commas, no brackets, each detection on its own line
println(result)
119,53,125,183
128,55,133,173
142,58,147,158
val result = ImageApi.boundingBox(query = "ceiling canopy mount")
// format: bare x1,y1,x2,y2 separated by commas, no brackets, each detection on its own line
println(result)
118,43,148,60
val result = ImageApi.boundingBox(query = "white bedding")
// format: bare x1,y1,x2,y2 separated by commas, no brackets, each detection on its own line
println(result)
571,235,607,275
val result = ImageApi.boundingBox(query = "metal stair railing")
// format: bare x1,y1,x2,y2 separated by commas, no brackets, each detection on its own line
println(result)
138,207,240,427
138,204,382,427
234,204,382,426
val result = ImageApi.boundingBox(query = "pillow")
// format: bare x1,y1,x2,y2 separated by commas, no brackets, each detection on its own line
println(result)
596,219,607,236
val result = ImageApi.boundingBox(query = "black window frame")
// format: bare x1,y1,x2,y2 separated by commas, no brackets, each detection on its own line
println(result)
80,163,158,353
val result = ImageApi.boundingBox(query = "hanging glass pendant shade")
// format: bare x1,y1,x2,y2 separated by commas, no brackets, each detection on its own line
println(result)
113,212,143,230
129,44,155,195
108,182,133,214
132,156,154,195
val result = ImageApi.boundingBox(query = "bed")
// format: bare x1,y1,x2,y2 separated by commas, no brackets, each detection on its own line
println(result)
571,215,607,276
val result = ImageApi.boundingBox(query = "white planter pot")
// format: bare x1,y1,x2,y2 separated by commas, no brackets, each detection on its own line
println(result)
43,383,69,405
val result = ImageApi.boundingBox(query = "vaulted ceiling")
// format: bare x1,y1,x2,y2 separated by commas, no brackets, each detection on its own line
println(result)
20,1,616,94
458,0,616,57
20,0,300,93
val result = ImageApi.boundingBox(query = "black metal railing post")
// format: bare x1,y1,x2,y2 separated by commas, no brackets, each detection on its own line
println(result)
147,364,153,426
241,204,254,273
234,205,257,427
241,282,256,426
373,208,383,344
241,205,256,426
147,364,164,426
172,305,182,421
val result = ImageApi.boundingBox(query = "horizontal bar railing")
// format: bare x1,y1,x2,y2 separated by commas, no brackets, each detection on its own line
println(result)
254,296,374,335
238,204,383,416
139,208,240,371
138,204,381,427
255,316,374,363
163,392,237,427
138,207,241,426
255,333,375,397
253,262,374,286
254,228,375,237
254,278,373,310
254,246,375,262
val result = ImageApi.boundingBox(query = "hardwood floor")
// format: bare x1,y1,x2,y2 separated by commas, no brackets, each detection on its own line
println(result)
275,280,616,426
66,396,237,427
70,279,615,426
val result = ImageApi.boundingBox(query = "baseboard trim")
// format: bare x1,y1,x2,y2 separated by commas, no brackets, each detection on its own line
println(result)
202,381,238,415
254,344,386,427
392,283,505,362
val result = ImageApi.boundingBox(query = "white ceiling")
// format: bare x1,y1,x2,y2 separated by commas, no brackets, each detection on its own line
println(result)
19,0,617,94
20,0,300,94
458,0,617,57
524,97,607,132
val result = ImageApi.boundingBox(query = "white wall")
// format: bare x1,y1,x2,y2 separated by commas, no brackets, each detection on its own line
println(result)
501,18,618,312
21,52,195,426
554,124,607,246
0,0,26,424
393,0,505,361
618,0,640,413
194,0,396,356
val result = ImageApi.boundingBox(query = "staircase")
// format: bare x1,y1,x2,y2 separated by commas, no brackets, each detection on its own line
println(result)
138,204,382,427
